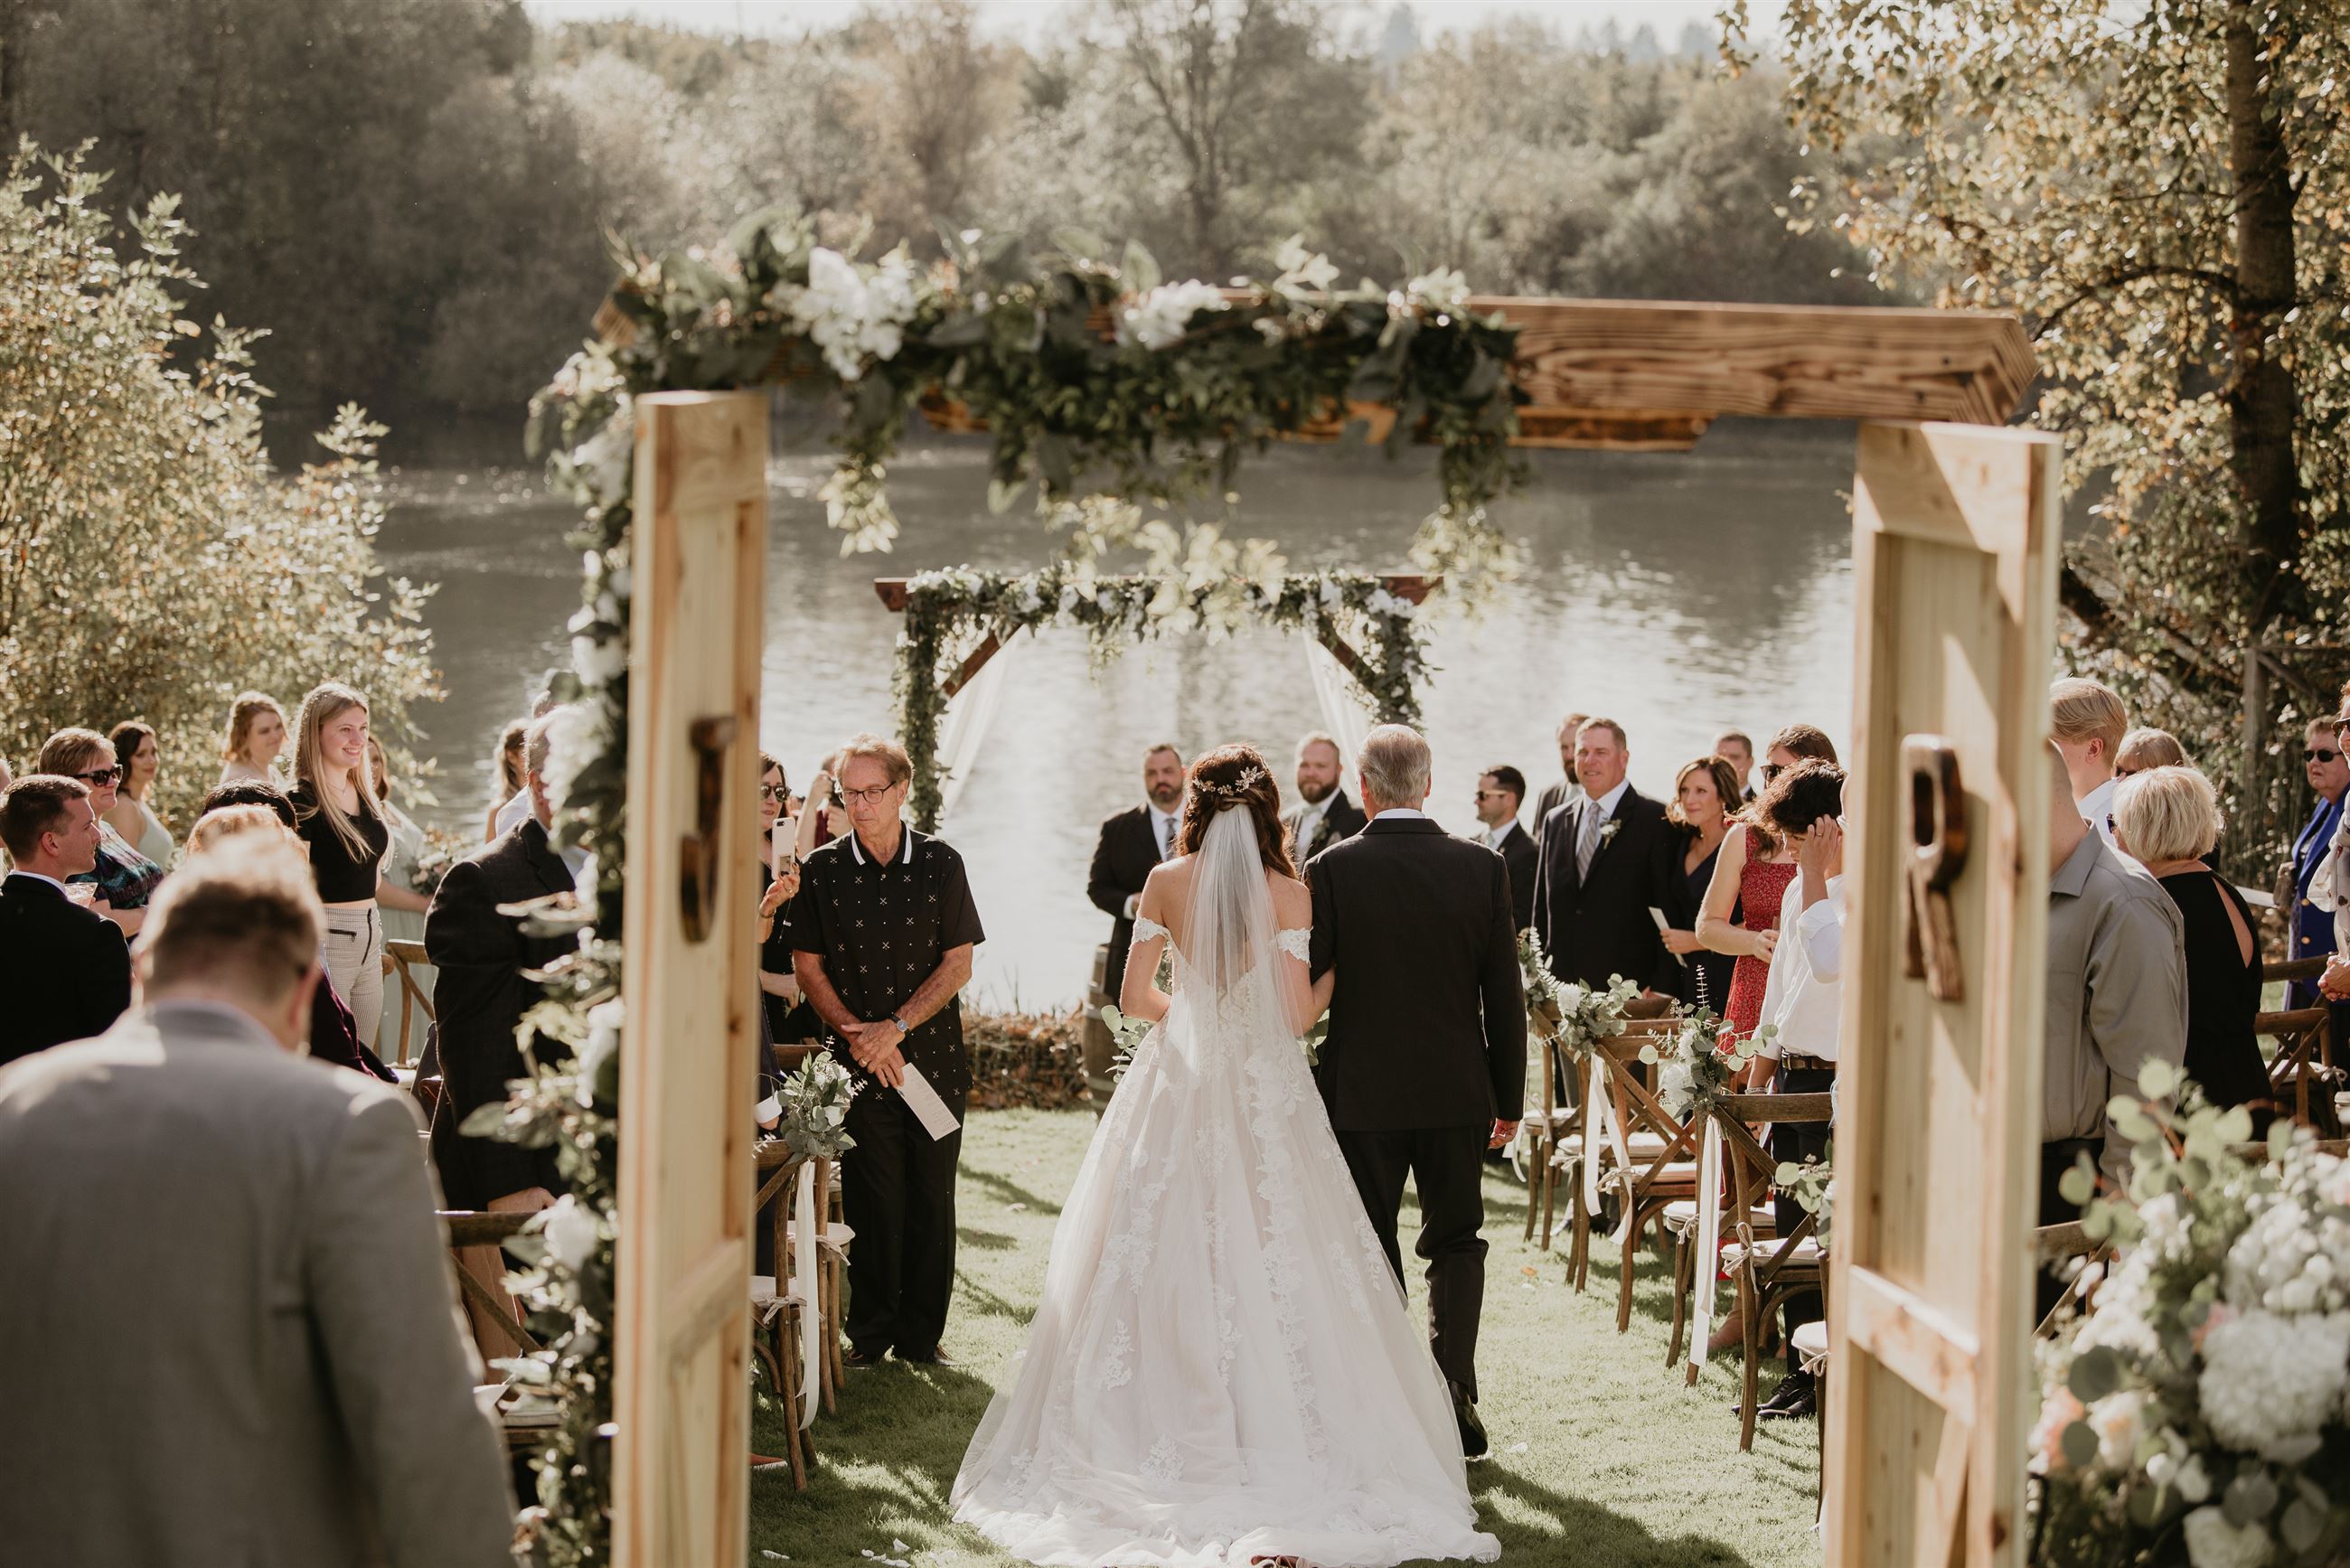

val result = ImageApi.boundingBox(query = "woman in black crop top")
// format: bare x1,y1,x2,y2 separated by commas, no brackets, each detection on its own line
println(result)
289,682,390,1051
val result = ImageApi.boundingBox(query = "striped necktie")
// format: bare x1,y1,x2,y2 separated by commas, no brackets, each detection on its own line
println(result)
1576,800,1603,879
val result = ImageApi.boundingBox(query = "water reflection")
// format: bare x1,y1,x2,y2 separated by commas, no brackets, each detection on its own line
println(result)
378,422,1860,1009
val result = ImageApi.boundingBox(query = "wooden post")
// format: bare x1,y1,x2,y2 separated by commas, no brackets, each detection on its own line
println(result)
1826,422,2061,1568
614,390,768,1568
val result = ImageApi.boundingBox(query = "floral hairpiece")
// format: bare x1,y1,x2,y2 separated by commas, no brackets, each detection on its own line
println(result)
1194,765,1268,803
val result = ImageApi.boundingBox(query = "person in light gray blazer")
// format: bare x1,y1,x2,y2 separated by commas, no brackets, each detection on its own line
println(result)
0,837,515,1568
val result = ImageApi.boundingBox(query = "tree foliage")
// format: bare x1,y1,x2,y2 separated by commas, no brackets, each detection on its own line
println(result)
0,145,439,824
1734,0,2350,871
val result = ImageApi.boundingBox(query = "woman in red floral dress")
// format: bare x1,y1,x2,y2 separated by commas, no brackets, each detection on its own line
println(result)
1697,724,1840,1042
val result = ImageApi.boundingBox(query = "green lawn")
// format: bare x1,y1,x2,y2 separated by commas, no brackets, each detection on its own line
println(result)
750,1109,1822,1568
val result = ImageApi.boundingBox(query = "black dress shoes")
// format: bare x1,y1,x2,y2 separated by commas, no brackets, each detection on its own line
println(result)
1449,1381,1489,1460
841,1346,885,1370
1739,1369,1815,1421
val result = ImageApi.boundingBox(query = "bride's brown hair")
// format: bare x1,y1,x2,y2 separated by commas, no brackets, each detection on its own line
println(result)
1178,743,1295,878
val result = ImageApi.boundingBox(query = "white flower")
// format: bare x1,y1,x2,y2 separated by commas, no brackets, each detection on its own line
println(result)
1116,279,1227,350
1253,316,1287,343
2198,1308,2350,1451
1405,267,1471,314
540,1195,604,1273
2087,1390,2145,1469
571,400,635,501
1058,583,1081,614
539,700,607,809
2176,1453,2212,1503
1319,577,1343,607
1273,234,1340,294
576,997,623,1102
2182,1506,2271,1568
777,247,919,381
1365,587,1415,619
570,632,626,688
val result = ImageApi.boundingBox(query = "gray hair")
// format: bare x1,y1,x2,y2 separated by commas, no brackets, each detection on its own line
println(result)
1358,725,1433,810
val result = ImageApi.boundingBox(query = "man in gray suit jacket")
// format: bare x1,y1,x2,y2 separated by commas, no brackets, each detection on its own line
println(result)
0,839,514,1568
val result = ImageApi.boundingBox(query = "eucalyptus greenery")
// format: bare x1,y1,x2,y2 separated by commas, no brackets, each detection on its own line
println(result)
777,1054,860,1162
895,563,1433,827
1518,932,1641,1066
1640,1007,1771,1124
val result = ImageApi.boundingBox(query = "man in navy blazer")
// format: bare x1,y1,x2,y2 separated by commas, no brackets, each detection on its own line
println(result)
0,775,131,1066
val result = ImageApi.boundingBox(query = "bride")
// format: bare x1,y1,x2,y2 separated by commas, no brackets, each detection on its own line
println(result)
952,745,1499,1567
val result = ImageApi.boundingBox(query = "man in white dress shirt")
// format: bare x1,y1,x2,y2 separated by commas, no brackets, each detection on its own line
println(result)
1737,758,1847,1422
2052,676,2129,850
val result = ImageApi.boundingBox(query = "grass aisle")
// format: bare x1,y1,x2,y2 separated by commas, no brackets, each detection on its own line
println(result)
751,1110,1821,1568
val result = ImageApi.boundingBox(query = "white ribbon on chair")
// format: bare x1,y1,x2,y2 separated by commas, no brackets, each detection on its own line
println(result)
1584,1056,1639,1247
792,1162,822,1430
1687,1116,1725,1369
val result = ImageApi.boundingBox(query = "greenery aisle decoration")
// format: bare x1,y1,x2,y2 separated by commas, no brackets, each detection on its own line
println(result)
500,205,1528,1558
2032,1067,2350,1568
1518,932,1640,1067
894,564,1433,827
1640,1009,1768,1123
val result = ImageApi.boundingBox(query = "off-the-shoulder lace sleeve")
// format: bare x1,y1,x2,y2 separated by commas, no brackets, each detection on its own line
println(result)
1133,913,1170,946
1274,926,1312,962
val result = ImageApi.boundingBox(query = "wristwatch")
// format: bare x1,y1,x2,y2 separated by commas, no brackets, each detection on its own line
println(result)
888,1013,910,1038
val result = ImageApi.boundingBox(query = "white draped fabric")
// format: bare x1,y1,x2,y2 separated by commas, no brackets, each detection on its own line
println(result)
935,631,1018,825
952,807,1497,1567
1303,638,1374,762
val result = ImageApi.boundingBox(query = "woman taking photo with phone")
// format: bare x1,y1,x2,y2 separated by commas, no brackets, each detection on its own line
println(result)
288,682,390,1049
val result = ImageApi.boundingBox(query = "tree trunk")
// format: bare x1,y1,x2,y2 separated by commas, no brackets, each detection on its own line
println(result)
2223,2,2305,823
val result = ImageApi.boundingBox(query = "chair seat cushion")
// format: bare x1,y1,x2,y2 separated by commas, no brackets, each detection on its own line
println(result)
1722,1236,1824,1269
1661,1201,1778,1235
1791,1319,1830,1372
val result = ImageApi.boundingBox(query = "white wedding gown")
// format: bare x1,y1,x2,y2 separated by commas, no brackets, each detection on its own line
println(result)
952,807,1499,1567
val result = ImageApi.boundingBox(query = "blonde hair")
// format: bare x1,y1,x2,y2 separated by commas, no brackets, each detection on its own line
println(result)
2113,765,2223,864
141,838,322,1003
492,719,529,805
2051,678,2129,759
35,727,111,779
221,692,285,765
837,733,913,788
186,803,292,855
291,681,381,864
2117,728,2187,774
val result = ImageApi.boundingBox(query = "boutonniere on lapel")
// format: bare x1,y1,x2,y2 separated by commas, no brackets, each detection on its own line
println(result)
1598,818,1622,848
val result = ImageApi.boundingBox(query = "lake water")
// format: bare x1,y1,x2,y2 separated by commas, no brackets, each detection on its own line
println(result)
377,420,1863,1009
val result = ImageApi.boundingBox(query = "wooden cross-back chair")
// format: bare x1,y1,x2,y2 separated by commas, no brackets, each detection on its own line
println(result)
1546,1019,1680,1282
2257,1004,2340,1135
750,1142,815,1488
1583,1031,1708,1335
1711,1091,1834,1451
383,939,434,1070
1660,1088,1824,1374
1520,1028,1583,1251
437,1209,554,1455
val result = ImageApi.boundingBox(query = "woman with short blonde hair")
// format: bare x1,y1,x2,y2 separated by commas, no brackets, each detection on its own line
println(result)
35,727,164,935
2114,765,2269,1119
287,683,389,1049
220,692,287,785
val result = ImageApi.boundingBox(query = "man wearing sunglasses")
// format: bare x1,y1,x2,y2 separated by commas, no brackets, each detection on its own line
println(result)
2288,715,2350,1016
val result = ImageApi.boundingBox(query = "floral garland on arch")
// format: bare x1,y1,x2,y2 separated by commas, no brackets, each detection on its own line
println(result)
487,208,1528,1561
895,563,1433,829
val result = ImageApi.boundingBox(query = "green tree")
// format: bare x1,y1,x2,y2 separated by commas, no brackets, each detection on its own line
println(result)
0,145,439,824
1735,0,2350,872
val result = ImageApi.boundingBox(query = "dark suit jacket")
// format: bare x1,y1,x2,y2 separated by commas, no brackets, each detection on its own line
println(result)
1483,822,1539,931
423,819,577,1209
1283,790,1368,863
0,874,132,1066
1531,784,1677,994
1087,804,1165,999
1307,817,1526,1131
1536,777,1574,830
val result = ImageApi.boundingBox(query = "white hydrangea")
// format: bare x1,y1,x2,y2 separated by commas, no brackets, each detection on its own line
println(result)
1116,279,1228,350
540,1194,605,1274
2181,1505,2271,1568
1365,587,1415,620
570,398,634,502
777,247,918,381
539,699,609,811
575,997,623,1106
1405,267,1471,313
2086,1390,2146,1470
2197,1308,2350,1452
2226,1178,2350,1315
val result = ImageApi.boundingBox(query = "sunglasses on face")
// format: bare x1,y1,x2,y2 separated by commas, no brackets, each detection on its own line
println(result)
73,765,122,785
1474,789,1513,802
757,784,788,803
1760,763,1784,784
2308,749,2342,765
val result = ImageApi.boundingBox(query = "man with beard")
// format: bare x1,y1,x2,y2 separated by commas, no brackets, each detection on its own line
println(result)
1087,744,1186,1001
1282,732,1368,863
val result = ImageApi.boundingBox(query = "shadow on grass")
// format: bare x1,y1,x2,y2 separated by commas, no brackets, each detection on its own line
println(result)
749,1359,999,1555
958,1226,1018,1252
1471,1462,1771,1568
964,1165,1064,1217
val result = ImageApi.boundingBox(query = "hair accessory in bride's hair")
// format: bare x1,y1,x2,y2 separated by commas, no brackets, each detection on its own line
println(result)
1194,765,1267,804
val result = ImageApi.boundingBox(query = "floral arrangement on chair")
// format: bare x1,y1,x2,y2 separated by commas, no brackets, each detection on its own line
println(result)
1774,1146,1834,1251
777,1053,859,1161
1518,931,1640,1064
1639,1007,1769,1122
2032,1062,2349,1568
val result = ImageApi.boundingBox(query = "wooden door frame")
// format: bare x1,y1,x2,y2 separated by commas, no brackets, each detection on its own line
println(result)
612,301,2048,1564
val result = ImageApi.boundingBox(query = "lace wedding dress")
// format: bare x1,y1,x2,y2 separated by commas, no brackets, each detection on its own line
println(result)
951,806,1499,1567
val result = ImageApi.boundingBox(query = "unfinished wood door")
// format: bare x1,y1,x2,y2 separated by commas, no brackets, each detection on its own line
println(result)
1826,421,2062,1567
614,390,768,1568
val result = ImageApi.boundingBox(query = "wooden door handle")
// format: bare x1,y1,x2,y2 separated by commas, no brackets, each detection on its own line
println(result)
1903,735,1968,1001
679,715,738,944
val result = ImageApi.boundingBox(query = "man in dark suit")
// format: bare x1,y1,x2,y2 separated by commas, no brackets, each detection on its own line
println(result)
1716,730,1758,801
1467,764,1539,931
425,715,578,1215
1532,711,1589,827
1086,743,1185,999
1308,726,1525,1458
1531,717,1676,996
0,775,131,1066
1282,731,1367,861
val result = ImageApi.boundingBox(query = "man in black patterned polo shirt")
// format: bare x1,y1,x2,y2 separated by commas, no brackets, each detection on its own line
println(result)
791,734,985,1366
